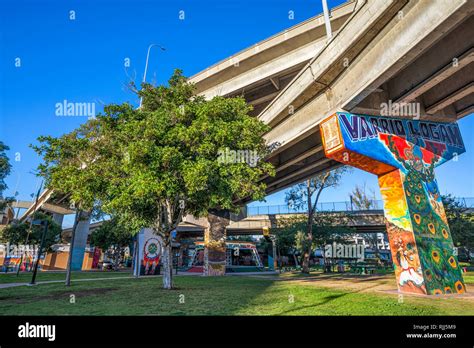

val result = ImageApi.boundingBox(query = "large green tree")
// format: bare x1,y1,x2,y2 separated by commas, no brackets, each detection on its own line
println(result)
278,213,353,272
33,70,274,289
1,212,62,251
285,167,348,273
442,194,474,249
90,218,133,270
32,115,109,285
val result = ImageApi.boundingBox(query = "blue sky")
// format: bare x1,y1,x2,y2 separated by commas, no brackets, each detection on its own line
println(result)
1,0,473,222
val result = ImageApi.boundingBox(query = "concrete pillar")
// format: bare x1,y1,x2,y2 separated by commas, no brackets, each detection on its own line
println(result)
267,247,275,271
320,112,466,295
378,169,465,294
132,232,143,277
265,236,277,271
52,213,64,228
204,209,230,276
70,211,90,271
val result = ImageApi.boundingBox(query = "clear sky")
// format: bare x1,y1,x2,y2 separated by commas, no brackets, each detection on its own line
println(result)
1,0,473,222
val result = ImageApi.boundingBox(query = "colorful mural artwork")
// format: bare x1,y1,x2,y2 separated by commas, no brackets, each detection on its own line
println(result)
204,211,230,276
320,112,466,295
203,232,226,276
134,228,163,276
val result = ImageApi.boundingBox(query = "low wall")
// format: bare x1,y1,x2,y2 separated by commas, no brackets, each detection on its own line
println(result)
42,251,95,271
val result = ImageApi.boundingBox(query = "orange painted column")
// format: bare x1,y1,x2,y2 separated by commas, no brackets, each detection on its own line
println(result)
320,112,466,295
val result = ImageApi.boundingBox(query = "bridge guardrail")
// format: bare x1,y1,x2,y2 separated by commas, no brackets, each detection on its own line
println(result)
247,197,474,216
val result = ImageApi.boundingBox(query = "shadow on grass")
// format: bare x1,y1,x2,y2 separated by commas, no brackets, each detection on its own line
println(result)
275,282,382,315
277,293,347,315
0,274,277,315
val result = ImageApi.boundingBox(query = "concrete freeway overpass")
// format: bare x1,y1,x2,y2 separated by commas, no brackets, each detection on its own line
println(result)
189,0,474,196
59,208,387,240
59,196,474,238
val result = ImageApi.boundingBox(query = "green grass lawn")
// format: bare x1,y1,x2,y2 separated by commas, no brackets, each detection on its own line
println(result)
0,272,473,316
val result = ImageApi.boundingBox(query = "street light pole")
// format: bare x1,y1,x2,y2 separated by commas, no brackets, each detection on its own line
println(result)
139,44,166,108
322,0,333,41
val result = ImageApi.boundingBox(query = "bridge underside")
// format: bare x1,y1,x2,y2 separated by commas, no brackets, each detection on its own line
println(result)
190,0,473,198
261,9,473,197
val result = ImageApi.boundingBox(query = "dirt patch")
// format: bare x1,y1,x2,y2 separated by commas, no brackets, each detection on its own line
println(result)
0,287,118,305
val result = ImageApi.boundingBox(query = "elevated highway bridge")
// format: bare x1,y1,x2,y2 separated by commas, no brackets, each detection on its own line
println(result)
189,0,474,195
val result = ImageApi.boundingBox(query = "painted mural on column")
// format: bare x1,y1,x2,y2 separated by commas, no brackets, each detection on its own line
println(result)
134,228,163,276
203,231,226,276
320,112,466,295
203,212,229,276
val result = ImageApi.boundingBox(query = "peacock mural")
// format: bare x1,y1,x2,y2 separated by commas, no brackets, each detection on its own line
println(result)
320,112,466,295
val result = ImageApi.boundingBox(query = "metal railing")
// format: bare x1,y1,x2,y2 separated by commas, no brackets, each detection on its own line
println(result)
247,197,474,216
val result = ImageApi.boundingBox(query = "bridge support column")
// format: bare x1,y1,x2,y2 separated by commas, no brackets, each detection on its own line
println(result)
267,246,275,271
320,112,466,295
378,169,465,294
70,211,91,271
204,209,230,276
263,229,277,271
52,213,64,228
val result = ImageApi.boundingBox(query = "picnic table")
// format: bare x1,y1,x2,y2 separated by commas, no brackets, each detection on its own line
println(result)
350,264,377,275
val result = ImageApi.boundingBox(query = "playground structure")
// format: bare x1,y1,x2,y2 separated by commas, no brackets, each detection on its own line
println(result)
186,241,264,273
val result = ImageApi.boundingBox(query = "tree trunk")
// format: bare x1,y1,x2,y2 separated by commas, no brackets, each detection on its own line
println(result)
161,239,173,289
293,253,299,267
277,246,282,273
302,180,312,274
302,252,310,274
157,200,179,290
374,235,380,267
303,223,313,274
320,243,329,273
